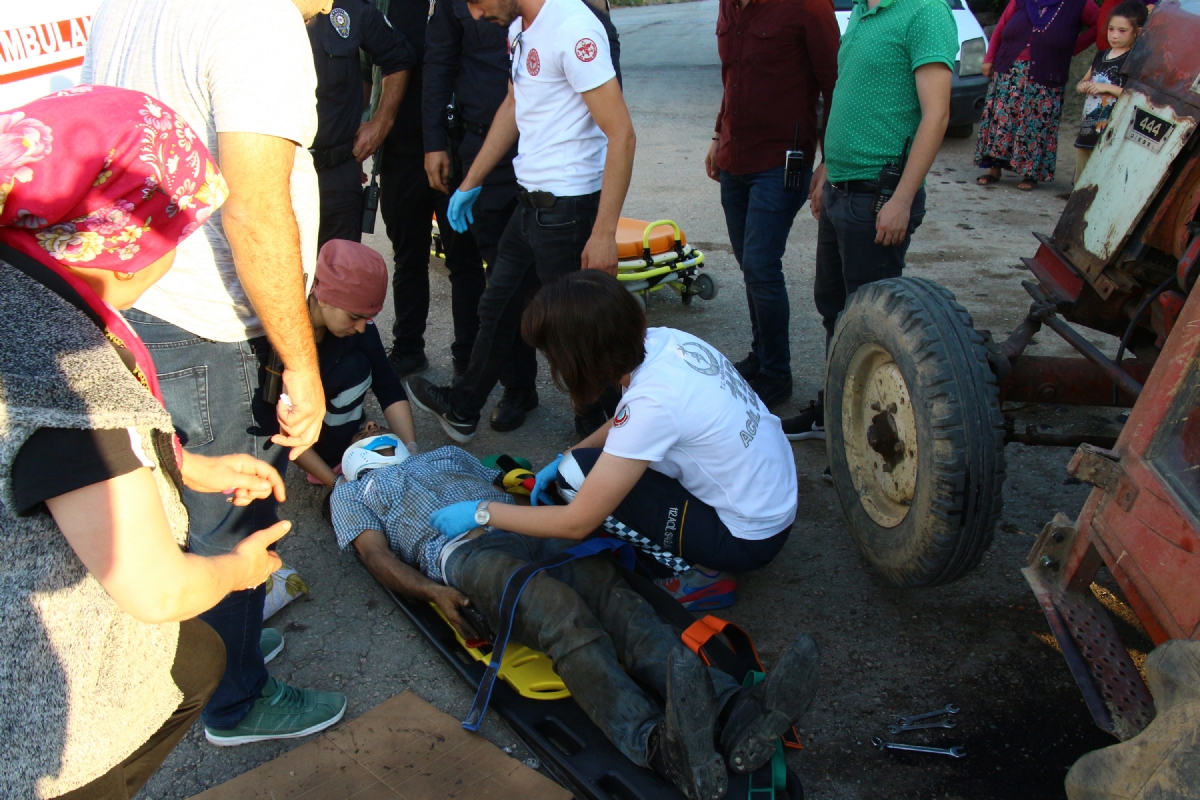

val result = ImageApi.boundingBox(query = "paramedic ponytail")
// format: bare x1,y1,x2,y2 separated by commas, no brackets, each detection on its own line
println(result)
522,271,647,412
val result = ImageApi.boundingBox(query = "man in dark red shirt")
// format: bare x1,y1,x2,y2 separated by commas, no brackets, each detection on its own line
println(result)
706,0,840,409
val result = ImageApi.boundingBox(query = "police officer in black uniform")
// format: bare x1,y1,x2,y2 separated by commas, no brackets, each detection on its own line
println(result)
309,0,415,246
419,0,539,432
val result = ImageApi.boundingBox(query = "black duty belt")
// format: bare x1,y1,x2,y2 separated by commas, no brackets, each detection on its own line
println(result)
463,120,490,137
829,179,880,194
517,187,557,209
309,141,356,171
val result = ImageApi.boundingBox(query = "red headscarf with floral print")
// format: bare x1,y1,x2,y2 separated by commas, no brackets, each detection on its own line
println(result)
0,84,227,403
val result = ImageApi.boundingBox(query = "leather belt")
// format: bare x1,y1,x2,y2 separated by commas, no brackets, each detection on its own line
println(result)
517,186,557,209
463,120,490,137
829,180,880,194
308,141,356,171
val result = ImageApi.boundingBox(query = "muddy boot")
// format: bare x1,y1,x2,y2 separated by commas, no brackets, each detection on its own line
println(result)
720,632,820,774
646,650,727,800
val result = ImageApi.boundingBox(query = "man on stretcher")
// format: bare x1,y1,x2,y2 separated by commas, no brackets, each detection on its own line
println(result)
329,436,818,800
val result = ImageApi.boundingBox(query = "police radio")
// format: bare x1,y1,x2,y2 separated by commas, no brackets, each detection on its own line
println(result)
362,150,382,235
445,93,465,186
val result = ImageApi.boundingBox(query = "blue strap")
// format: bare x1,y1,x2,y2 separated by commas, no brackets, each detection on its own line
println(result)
462,536,636,731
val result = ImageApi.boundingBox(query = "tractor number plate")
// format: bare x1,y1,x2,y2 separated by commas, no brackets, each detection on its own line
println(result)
1125,108,1175,153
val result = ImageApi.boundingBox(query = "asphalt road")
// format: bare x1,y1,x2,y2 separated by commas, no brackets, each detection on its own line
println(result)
143,2,1131,797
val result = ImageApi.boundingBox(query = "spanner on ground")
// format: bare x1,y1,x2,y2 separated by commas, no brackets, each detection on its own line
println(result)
896,703,961,726
871,737,966,758
888,719,957,734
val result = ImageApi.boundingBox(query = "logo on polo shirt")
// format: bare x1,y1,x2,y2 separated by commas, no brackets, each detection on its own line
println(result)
575,38,597,62
526,48,540,76
613,406,630,427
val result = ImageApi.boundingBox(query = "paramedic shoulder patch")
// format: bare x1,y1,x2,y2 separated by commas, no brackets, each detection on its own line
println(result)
575,38,597,62
331,7,351,38
613,406,630,427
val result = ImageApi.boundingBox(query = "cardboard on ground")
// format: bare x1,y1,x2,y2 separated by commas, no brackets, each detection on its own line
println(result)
190,691,571,799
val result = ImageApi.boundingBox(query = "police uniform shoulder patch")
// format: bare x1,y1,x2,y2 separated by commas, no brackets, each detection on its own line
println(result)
330,7,351,38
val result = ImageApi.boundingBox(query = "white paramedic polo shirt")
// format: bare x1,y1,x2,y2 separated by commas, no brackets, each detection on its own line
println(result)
508,0,615,197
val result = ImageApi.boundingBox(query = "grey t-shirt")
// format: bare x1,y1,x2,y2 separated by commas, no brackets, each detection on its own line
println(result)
82,0,320,342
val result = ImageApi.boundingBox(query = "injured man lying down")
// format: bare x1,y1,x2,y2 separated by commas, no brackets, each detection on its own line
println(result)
330,437,817,800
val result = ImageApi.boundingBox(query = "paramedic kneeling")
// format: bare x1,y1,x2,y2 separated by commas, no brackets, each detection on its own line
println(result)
429,271,798,610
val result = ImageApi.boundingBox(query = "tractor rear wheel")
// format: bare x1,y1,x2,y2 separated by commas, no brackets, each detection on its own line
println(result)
825,277,1006,587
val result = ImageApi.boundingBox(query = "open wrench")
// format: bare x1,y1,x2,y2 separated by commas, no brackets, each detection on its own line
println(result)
872,737,966,758
896,703,960,727
888,719,957,734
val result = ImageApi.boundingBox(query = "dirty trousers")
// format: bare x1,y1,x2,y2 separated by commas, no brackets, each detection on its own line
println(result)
443,533,740,765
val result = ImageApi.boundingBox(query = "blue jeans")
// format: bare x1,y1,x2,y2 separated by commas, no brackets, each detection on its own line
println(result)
813,182,927,346
124,310,288,729
719,166,810,380
444,532,740,766
448,191,600,421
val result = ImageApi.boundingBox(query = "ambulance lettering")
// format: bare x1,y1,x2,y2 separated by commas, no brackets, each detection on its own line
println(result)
0,17,92,86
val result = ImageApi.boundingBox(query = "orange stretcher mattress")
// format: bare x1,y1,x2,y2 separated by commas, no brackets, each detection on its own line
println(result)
616,218,687,260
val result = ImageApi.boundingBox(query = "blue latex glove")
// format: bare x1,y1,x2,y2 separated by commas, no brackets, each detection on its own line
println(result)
446,186,482,233
429,500,483,539
530,454,564,506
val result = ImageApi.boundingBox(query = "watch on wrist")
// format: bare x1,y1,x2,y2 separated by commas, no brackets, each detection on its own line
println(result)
473,500,491,527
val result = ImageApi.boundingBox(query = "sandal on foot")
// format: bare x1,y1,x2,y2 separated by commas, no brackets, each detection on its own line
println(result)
1018,179,1038,191
976,172,1001,185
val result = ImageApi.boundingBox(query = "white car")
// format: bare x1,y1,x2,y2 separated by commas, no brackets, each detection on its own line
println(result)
833,0,990,137
0,1,99,110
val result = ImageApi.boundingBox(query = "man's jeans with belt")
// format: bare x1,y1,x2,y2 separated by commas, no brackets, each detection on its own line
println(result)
448,189,600,421
124,309,287,729
813,181,926,346
444,532,740,766
719,165,810,381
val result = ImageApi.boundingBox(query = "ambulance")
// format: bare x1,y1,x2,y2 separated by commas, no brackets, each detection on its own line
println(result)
0,2,100,109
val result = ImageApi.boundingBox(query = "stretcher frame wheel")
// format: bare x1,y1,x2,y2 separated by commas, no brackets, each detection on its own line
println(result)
691,272,717,301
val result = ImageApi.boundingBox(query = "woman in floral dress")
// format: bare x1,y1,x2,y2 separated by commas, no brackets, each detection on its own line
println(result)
975,0,1099,190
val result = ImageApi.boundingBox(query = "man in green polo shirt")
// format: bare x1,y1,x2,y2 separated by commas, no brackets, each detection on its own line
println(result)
781,0,957,443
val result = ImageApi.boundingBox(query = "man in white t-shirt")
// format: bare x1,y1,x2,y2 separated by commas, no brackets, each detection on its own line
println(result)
83,0,344,747
405,0,636,442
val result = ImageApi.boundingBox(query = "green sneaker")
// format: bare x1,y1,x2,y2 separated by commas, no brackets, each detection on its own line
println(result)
204,677,346,746
259,628,285,664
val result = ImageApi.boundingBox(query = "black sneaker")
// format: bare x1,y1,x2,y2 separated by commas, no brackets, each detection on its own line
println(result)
388,349,429,378
733,351,760,381
404,376,478,443
490,388,539,432
782,398,825,441
719,633,820,774
646,650,727,800
749,371,792,409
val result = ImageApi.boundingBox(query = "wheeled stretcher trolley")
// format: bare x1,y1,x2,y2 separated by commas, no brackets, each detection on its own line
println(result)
430,216,716,310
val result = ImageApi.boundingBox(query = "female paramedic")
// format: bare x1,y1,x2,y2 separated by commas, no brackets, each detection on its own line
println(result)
430,270,798,610
293,239,418,487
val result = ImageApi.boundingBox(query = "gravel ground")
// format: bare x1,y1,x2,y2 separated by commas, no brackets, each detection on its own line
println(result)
143,3,1139,797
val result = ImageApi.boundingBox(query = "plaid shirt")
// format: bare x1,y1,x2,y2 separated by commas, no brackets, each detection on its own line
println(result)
330,446,512,582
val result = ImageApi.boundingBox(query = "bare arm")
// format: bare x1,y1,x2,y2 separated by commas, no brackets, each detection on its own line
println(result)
875,62,950,246
382,400,417,449
355,71,410,161
459,84,519,192
48,469,289,625
572,418,613,452
217,132,324,458
579,77,636,275
294,448,339,487
486,451,647,540
352,528,476,636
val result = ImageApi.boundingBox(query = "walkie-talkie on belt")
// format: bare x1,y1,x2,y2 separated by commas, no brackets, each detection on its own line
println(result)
873,136,911,216
445,93,465,186
361,149,382,235
783,121,805,190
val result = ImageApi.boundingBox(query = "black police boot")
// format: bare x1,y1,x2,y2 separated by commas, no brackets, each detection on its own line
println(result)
645,650,727,800
388,349,429,378
719,633,819,774
749,370,793,409
734,351,760,381
490,388,539,432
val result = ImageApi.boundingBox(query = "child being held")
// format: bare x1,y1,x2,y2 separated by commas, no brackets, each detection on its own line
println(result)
1074,1,1148,185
